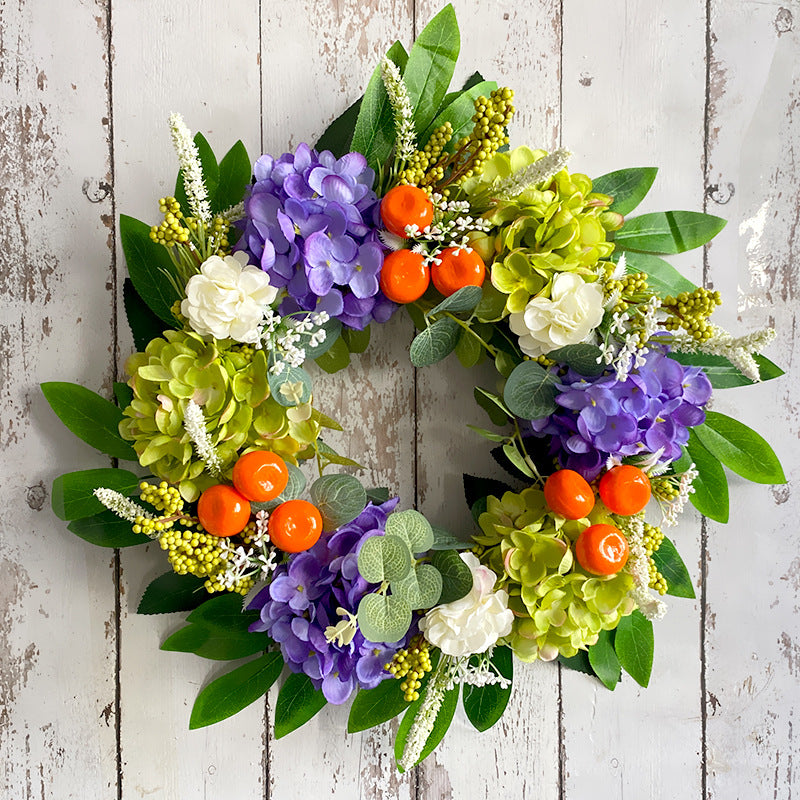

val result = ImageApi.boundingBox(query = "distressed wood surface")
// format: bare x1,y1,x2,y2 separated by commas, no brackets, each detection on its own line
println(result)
2,1,798,798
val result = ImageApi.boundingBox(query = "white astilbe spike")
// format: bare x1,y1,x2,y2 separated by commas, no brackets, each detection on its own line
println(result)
380,57,416,161
492,147,572,200
93,488,153,525
183,399,223,478
168,112,212,224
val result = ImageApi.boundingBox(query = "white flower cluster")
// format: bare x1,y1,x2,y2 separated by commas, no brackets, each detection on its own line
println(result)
600,295,662,380
492,147,572,200
661,463,698,528
93,488,153,526
168,112,211,224
182,400,222,478
219,521,277,591
381,57,416,162
617,515,667,621
445,649,511,690
265,310,329,374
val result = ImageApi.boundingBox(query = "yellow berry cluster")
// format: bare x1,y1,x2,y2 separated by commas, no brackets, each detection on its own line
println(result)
205,572,255,596
149,197,190,246
385,634,433,702
208,215,231,253
605,272,650,315
661,288,722,342
131,481,185,537
454,87,515,181
400,122,453,186
158,525,226,579
643,523,667,595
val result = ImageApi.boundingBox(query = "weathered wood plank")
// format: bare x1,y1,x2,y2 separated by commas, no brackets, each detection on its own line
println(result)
0,0,119,797
704,3,800,797
560,3,707,798
413,1,562,796
110,1,266,797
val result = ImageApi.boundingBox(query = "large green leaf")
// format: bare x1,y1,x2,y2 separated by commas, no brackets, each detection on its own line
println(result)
428,285,483,317
503,360,558,420
409,317,461,367
652,536,695,599
123,277,169,351
67,510,146,548
119,214,181,325
162,625,269,661
137,572,208,615
592,167,658,216
310,474,367,530
315,97,363,157
189,652,283,729
588,629,620,691
351,41,409,171
41,382,137,461
614,610,654,688
215,140,251,212
614,211,726,254
546,344,605,376
669,352,784,388
395,682,459,771
430,549,473,604
348,678,410,733
51,468,140,521
613,250,697,298
403,5,460,137
693,411,786,485
274,673,327,739
685,430,729,523
186,593,258,630
421,79,497,150
462,646,512,731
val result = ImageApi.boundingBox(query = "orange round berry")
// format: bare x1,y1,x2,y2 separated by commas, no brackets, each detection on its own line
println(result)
197,484,251,538
232,450,289,502
598,465,652,516
575,523,630,576
430,247,486,297
379,249,430,304
268,499,324,553
380,185,434,238
544,469,595,520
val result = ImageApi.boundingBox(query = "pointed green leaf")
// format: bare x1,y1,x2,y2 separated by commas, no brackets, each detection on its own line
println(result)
366,487,391,505
463,646,513,731
613,250,697,298
315,97,363,157
342,325,371,354
588,629,620,690
669,352,784,388
428,285,483,317
652,536,695,599
348,677,409,733
51,468,140,521
474,386,511,426
163,626,269,661
113,381,134,409
409,317,461,367
186,593,258,630
592,167,658,216
546,344,605,376
310,474,367,530
274,673,327,738
685,430,729,523
503,360,558,420
68,510,146,548
615,610,654,688
558,650,593,675
215,140,251,212
456,328,483,368
123,277,169,351
614,211,726,254
137,572,208,615
430,526,472,551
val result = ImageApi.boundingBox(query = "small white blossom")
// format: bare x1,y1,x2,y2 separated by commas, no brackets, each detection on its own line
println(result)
618,515,667,621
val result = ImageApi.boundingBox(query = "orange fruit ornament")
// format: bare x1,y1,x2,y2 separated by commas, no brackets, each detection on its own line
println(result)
598,464,652,516
543,469,595,519
268,499,324,553
574,523,630,576
232,450,289,502
380,185,434,238
197,484,251,538
379,249,430,304
430,246,486,297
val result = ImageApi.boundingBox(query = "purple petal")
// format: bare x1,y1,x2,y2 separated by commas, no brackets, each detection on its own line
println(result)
321,174,355,204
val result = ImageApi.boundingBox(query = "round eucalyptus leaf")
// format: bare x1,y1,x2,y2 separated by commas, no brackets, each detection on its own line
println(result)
267,364,312,407
357,534,413,584
545,344,605,376
409,317,461,368
310,474,367,530
503,360,558,420
385,509,434,553
391,563,443,610
357,593,412,644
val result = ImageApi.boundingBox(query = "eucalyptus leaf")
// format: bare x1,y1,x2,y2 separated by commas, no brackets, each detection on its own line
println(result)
430,549,473,604
385,509,434,553
588,629,620,690
430,526,472,551
501,442,535,479
474,386,511,426
342,325,371,354
274,673,327,739
503,360,558,420
474,282,508,323
614,610,654,688
428,285,483,317
391,563,442,610
455,328,483,368
409,317,461,367
357,534,413,584
51,468,140,521
462,646,512,731
652,536,695,599
68,509,147,548
357,592,412,644
592,167,658,216
267,364,312,407
310,473,367,529
252,462,307,512
305,317,343,359
466,424,507,443
314,333,351,373
685,430,729,523
614,211,726,254
545,344,605,376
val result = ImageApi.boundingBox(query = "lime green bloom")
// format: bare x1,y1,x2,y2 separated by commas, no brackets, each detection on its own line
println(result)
119,330,320,501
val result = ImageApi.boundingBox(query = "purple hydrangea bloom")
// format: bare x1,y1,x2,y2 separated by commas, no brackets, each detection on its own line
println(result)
237,144,397,330
248,496,409,705
528,350,712,479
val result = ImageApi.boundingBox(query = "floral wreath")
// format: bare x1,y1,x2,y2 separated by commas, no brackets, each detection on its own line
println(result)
43,5,785,771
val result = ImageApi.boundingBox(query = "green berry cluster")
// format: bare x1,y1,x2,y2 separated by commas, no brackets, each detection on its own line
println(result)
132,480,185,537
385,635,433,702
400,122,453,186
643,523,667,595
605,272,650,315
661,288,722,342
149,197,190,246
454,87,515,182
158,524,225,579
651,475,680,502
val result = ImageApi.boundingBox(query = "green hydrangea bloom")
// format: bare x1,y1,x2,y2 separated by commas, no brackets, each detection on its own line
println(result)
476,487,634,663
119,330,320,501
463,146,623,315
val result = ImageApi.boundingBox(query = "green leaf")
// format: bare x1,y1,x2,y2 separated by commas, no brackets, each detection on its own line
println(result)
189,652,283,729
392,563,443,610
314,333,351,373
421,80,497,151
274,673,327,739
592,167,658,216
351,41,408,171
474,282,508,323
162,626,269,661
588,629,620,690
42,382,138,461
137,572,208,615
430,549,473,604
430,526,472,550
545,344,605,376
615,610,654,688
503,360,558,420
614,211,726,255
119,214,181,325
310,474,367,530
409,317,461,367
315,97,363,157
316,441,365,470
113,381,134,409
342,325,371,354
395,682,459,771
466,424,506,443
365,487,390,505
685,430,729,523
175,132,219,216
474,386,511,426
305,317,343,360
357,534,413,583
51,468,140,521
357,592,412,643
462,646,512,731
463,474,514,509
455,328,483,368
694,411,786,484
348,677,409,733
501,442,535,479
404,4,460,137
669,352,784,388
558,650,593,675
123,277,169,351
215,140,251,212
428,285,483,317
186,592,258,630
267,364,312,407
67,509,147,548
385,508,434,553
613,250,697,298
652,536,695,599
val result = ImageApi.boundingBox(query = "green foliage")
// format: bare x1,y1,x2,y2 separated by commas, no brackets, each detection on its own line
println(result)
503,360,558,420
123,277,168,352
592,167,658,216
430,526,472,551
137,572,208,615
430,549,473,604
366,487,391,505
428,285,483,317
652,537,695,599
315,97,363,157
614,211,726,254
357,534,413,583
614,610,654,688
41,382,138,461
409,317,461,367
305,318,343,359
395,682,459,771
385,509,434,553
252,462,307,512
267,364,313,407
422,80,498,151
357,593,412,644
456,328,483,368
52,468,140,521
314,333,351,373
684,431,729,523
558,650,593,676
189,652,283,729
392,563,443,609
669,352,784,388
587,629,620,691
462,646,513,731
215,140,252,211
348,677,409,733
613,250,697,298
274,673,328,739
474,386,511,426
67,510,147,548
113,381,134,409
342,325,371,354
546,344,605,376
310,474,367,529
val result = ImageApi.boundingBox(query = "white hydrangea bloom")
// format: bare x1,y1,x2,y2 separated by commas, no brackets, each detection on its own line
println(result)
419,553,513,657
181,251,278,343
508,273,604,357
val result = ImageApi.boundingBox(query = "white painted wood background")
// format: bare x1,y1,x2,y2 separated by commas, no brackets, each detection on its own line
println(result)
1,0,797,797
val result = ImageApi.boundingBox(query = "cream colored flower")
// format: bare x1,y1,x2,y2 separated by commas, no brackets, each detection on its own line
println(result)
181,251,278,343
508,272,604,357
419,553,513,657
